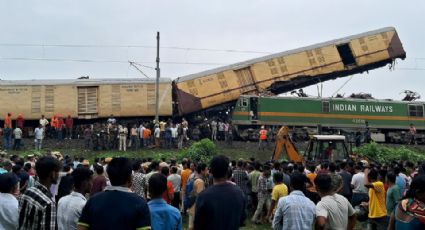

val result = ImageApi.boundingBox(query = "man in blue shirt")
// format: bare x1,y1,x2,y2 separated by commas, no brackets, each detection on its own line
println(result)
273,172,316,230
148,173,182,230
394,167,406,196
78,158,151,230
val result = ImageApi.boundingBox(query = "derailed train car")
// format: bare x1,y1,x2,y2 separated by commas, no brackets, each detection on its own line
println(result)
0,27,407,121
0,78,173,119
174,27,406,115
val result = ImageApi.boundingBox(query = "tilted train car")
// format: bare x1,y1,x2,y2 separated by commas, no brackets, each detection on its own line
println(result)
231,95,425,141
174,27,405,115
0,78,173,119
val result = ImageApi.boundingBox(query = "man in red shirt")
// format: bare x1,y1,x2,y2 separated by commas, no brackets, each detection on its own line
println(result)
16,114,25,129
65,115,73,139
3,113,13,150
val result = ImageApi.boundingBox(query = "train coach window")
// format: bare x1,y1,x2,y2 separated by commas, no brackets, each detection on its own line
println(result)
408,104,424,117
337,43,356,66
322,101,330,113
242,98,249,107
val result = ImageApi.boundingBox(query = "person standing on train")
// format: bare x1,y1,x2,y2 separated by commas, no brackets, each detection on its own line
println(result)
258,126,268,151
3,113,13,150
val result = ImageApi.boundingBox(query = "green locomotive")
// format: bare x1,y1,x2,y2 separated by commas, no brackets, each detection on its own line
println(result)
231,95,424,143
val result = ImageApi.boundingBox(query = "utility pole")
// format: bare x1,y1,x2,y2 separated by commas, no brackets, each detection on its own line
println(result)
155,32,160,124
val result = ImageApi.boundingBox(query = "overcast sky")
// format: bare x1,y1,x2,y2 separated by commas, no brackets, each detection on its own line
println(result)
0,0,424,100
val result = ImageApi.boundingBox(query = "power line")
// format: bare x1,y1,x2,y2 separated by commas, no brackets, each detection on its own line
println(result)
0,57,227,66
129,61,151,78
0,43,272,54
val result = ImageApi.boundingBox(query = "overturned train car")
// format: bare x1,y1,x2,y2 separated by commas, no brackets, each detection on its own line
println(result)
174,27,406,115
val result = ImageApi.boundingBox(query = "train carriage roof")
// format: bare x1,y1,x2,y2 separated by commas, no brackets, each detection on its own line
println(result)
175,27,398,83
239,95,424,105
0,78,172,86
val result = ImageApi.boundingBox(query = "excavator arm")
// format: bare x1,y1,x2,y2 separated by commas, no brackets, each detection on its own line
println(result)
272,126,304,163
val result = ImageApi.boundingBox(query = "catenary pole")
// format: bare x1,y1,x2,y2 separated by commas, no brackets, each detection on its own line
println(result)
155,32,160,123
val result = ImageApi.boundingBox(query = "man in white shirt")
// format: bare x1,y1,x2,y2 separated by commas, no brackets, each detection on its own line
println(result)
167,166,181,209
351,164,368,207
154,125,161,148
0,173,20,230
315,173,356,230
13,127,23,150
170,124,178,148
107,114,116,124
39,114,49,128
57,167,93,230
34,124,44,150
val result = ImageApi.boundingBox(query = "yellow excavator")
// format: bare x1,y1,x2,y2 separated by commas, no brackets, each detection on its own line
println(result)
272,126,350,163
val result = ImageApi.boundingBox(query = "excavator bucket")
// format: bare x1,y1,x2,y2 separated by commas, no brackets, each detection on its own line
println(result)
272,126,303,163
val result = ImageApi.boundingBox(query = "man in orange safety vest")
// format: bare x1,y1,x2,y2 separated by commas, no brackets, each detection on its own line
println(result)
258,126,267,151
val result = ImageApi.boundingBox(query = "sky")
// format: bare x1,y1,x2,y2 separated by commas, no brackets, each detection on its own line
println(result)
0,0,424,100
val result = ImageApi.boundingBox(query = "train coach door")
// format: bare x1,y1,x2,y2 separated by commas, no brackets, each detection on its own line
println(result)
78,86,99,118
337,43,357,67
250,97,258,121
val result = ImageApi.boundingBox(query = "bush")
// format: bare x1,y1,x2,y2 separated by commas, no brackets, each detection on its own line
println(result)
182,138,218,163
353,142,425,164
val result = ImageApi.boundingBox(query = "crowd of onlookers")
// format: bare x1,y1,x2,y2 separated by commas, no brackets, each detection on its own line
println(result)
0,113,240,152
1,150,425,230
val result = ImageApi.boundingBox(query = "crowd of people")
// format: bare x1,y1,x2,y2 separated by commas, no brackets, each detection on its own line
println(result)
1,150,425,229
0,113,240,152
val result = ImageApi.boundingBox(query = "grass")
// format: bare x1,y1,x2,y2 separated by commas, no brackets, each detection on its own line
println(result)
11,141,273,164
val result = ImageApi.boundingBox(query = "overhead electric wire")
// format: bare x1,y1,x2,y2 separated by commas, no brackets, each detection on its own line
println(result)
0,43,272,54
0,57,227,66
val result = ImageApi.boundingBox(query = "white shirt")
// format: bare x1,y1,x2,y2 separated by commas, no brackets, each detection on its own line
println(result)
57,192,87,230
39,118,49,127
167,174,182,192
351,172,368,194
316,193,355,230
0,193,19,230
154,127,161,138
170,127,178,138
14,128,23,139
107,117,116,124
34,127,44,140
